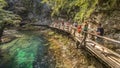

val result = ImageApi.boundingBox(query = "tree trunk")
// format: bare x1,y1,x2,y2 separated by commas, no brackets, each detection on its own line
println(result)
0,25,5,43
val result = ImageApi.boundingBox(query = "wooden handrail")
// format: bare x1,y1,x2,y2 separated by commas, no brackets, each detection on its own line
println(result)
50,23,120,68
52,23,120,44
83,31,120,44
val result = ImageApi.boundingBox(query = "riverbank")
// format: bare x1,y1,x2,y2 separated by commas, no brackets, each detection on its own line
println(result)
0,30,17,44
0,26,107,68
0,25,41,44
40,27,107,68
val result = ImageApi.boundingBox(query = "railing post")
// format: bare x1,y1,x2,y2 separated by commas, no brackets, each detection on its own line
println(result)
81,31,88,47
68,25,72,32
62,24,64,30
70,26,72,34
76,41,80,49
58,23,60,29
73,27,76,36
52,23,55,27
68,25,70,32
78,32,80,38
60,23,62,29
67,25,69,32
54,23,56,27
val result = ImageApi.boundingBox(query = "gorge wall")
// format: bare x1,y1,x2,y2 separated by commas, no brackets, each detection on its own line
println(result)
6,0,51,25
6,0,120,41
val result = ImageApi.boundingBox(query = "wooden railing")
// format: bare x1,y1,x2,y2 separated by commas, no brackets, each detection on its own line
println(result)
50,22,120,68
51,23,120,46
31,22,120,68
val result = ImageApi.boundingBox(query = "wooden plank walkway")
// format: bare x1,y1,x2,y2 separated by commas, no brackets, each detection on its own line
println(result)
50,23,120,68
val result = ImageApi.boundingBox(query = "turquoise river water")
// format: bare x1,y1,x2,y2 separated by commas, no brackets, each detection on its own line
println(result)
0,32,54,68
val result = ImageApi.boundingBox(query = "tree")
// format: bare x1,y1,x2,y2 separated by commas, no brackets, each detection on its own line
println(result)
0,0,21,42
42,0,117,23
42,0,98,22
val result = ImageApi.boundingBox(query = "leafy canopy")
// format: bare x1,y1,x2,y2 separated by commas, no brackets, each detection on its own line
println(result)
42,0,117,23
0,0,21,27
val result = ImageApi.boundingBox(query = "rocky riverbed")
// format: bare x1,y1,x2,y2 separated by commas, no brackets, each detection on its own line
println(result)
0,27,108,68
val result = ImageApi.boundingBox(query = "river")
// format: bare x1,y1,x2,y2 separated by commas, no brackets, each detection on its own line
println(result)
0,31,55,68
0,30,106,68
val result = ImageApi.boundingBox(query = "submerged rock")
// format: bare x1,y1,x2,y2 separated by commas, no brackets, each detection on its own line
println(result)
88,65,96,68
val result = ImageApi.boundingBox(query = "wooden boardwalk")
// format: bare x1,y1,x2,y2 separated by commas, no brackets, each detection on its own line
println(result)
50,23,120,68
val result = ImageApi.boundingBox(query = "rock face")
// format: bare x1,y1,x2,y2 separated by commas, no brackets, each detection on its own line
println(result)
104,11,120,35
6,0,51,25
90,10,120,40
89,5,120,48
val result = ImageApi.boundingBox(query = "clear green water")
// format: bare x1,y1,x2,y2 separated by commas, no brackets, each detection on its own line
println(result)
0,32,49,68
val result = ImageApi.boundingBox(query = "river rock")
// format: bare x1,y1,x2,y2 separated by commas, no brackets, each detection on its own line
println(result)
88,65,96,68
116,49,120,54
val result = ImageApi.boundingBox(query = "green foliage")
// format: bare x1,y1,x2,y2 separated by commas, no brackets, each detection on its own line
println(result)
0,10,21,25
0,0,21,27
0,0,7,8
98,0,117,10
42,0,67,16
21,0,35,12
42,0,117,23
